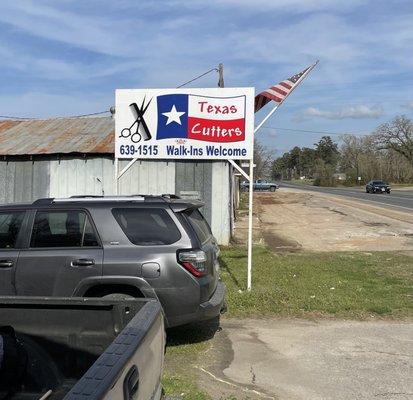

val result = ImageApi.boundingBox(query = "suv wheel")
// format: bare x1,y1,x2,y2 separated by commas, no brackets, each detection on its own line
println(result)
270,186,276,192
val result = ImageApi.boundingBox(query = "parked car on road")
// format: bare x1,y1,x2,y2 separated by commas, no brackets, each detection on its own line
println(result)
241,179,279,192
365,180,391,194
0,195,226,327
0,296,165,399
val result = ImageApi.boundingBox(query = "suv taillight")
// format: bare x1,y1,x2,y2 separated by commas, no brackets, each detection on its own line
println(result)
178,250,207,277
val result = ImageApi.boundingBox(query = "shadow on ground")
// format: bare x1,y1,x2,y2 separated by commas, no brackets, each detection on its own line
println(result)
219,256,243,290
166,316,221,347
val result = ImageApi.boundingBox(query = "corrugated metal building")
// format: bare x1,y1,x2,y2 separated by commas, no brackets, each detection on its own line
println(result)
0,117,232,244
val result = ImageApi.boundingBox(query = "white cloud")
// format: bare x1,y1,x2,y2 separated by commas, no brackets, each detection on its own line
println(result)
0,0,412,120
0,1,133,57
402,102,413,111
300,105,384,120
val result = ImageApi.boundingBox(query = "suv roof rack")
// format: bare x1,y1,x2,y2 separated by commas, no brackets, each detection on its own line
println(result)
31,194,189,205
54,196,145,202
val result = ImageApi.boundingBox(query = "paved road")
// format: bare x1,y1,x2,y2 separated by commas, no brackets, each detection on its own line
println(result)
280,182,413,213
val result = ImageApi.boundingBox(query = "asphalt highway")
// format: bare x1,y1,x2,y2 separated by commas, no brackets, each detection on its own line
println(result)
280,182,413,213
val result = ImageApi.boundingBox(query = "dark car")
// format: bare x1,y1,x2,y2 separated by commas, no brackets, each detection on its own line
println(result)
0,195,225,327
366,180,391,194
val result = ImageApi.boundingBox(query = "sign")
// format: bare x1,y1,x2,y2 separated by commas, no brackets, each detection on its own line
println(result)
115,88,254,159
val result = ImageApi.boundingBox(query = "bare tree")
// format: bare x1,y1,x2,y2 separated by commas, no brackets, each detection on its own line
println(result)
374,116,413,164
254,139,274,179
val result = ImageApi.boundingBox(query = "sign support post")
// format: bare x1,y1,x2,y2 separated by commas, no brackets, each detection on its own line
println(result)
114,157,119,195
247,158,254,291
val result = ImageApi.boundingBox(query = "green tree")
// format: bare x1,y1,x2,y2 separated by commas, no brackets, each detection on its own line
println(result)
315,136,339,167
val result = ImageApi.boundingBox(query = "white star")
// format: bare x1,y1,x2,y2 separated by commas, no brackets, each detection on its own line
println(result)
162,105,185,125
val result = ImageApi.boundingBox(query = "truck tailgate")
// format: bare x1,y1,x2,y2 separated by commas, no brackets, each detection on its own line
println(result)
65,300,164,400
0,297,165,400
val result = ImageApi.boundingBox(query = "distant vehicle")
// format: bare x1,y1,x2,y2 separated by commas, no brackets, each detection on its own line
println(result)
0,195,225,328
241,179,279,192
0,297,164,399
365,180,391,194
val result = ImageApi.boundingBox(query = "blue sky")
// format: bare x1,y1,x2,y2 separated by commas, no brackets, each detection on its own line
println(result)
1,0,412,155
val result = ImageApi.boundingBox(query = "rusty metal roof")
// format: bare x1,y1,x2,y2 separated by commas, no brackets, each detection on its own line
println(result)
0,117,115,155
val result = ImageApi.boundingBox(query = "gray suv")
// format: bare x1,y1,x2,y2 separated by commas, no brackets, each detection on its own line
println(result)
0,195,225,327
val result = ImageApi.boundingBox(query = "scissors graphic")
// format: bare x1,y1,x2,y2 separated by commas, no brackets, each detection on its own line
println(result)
120,96,152,143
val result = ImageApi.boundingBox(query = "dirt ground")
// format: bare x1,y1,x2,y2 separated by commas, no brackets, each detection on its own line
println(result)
235,188,413,252
165,189,413,399
193,318,413,400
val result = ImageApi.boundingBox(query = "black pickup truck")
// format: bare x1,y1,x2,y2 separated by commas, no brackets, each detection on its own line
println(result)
0,297,165,400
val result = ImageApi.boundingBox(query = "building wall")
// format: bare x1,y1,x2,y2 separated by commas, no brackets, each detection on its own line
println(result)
175,161,213,223
49,157,175,197
0,156,231,244
0,159,49,203
211,162,231,243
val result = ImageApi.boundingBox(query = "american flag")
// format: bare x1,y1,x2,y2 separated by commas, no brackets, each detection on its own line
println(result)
254,62,318,113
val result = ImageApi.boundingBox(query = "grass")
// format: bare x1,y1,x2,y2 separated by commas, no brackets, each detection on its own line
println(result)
289,178,315,185
220,246,413,318
162,374,211,400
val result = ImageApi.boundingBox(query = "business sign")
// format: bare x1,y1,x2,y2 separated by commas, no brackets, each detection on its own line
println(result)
115,88,254,160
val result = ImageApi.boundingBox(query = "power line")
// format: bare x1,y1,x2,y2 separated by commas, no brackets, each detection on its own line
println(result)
176,67,218,88
1,66,219,120
0,110,110,120
264,126,370,136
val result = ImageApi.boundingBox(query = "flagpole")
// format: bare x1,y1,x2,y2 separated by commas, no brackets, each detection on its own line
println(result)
254,60,319,135
254,104,279,133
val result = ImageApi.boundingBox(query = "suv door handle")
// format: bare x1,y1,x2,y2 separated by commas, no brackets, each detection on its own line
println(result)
71,259,95,267
0,260,14,268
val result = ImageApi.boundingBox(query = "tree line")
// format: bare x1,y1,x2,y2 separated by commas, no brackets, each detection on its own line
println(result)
267,115,413,186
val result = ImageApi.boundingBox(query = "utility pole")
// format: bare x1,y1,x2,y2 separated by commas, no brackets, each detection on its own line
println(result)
218,63,224,88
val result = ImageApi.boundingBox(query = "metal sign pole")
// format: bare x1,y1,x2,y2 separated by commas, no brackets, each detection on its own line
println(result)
114,157,119,195
247,158,254,291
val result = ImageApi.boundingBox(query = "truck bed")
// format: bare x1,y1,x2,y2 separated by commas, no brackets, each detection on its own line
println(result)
0,297,165,400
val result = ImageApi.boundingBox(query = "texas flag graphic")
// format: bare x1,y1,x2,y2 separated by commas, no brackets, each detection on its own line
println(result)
156,94,246,143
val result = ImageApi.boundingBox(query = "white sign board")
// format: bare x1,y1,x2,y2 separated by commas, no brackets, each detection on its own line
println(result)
115,88,254,160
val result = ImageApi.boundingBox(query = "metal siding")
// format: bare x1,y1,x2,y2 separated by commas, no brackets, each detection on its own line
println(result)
50,157,175,198
175,161,213,224
0,159,49,203
50,157,111,197
32,160,50,201
118,160,175,195
211,162,231,245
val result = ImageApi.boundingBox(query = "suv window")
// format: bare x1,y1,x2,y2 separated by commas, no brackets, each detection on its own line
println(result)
112,208,181,246
30,210,99,248
0,211,25,249
185,209,211,243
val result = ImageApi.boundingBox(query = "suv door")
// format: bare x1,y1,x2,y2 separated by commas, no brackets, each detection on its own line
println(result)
15,209,103,296
0,210,26,295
